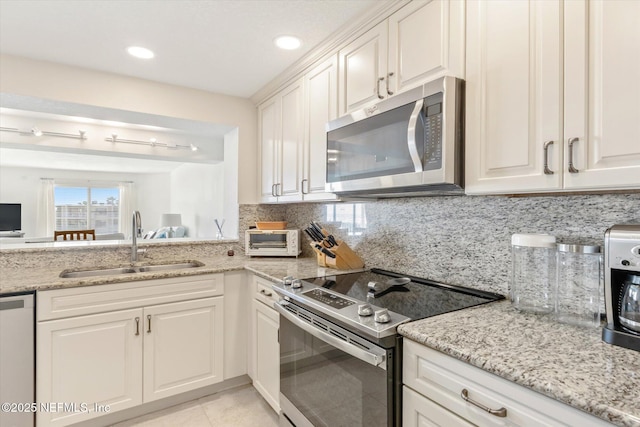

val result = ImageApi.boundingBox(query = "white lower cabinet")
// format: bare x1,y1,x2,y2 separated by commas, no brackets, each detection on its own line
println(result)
403,339,612,426
249,275,280,412
36,275,225,427
142,298,224,402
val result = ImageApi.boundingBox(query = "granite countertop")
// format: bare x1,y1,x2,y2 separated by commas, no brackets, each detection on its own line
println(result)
2,255,639,426
0,254,358,294
399,300,640,427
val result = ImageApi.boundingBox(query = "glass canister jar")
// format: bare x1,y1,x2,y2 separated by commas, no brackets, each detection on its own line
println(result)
555,243,603,327
511,234,557,313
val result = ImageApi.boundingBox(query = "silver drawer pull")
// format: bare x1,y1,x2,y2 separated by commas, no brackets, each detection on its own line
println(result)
260,289,273,297
147,314,152,333
135,317,140,336
543,140,554,175
461,389,507,418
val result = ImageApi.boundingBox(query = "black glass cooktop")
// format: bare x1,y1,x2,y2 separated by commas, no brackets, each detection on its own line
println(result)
302,269,504,321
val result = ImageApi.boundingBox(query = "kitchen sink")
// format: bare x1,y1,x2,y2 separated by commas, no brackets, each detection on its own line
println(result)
60,261,203,278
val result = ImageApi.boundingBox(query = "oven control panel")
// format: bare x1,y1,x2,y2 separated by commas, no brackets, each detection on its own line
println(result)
304,288,355,309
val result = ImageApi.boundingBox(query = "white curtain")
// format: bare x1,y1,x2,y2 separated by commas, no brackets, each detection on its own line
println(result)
37,178,55,237
119,182,135,238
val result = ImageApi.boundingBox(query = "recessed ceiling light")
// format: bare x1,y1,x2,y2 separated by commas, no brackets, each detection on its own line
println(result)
274,36,301,50
127,46,155,59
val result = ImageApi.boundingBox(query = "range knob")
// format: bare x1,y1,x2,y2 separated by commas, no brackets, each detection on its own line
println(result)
358,304,374,317
283,276,293,286
291,279,302,289
374,309,391,323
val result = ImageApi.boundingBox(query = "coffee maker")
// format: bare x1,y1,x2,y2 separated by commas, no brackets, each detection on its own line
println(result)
602,223,640,351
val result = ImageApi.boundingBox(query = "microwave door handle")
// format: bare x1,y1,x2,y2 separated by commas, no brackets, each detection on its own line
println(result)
274,301,386,369
407,99,424,173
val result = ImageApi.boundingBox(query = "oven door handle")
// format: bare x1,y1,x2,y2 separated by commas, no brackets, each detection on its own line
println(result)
274,301,387,369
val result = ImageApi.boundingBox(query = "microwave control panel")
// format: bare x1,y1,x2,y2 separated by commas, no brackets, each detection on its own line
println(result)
423,92,444,171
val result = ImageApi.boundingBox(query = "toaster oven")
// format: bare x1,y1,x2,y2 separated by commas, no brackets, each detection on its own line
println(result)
245,229,301,257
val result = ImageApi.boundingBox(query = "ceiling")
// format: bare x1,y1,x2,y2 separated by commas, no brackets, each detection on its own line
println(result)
0,0,383,98
0,0,385,174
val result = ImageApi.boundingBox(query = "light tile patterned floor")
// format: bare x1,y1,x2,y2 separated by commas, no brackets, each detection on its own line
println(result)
112,385,279,427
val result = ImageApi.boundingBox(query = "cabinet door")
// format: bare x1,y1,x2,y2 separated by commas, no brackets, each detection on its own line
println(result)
564,0,640,190
303,55,339,201
338,21,388,114
278,79,305,201
252,299,280,412
388,0,465,95
143,297,224,402
259,96,280,202
465,0,563,194
37,309,143,427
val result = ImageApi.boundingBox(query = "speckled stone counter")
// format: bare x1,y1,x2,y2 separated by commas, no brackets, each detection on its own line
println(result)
2,242,638,426
398,300,640,427
0,252,355,294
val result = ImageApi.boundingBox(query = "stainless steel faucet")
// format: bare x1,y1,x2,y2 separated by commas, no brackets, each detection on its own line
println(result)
132,210,142,262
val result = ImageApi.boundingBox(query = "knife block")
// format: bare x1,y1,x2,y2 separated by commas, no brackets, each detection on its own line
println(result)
310,243,328,267
329,240,365,269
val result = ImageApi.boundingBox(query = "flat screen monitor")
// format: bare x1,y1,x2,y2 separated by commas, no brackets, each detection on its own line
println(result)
0,203,22,231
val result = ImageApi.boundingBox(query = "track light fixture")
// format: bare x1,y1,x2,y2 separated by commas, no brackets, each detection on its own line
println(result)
106,134,198,151
0,126,87,140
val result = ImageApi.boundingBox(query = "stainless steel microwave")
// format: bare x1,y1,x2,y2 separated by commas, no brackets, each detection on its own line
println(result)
245,229,301,257
326,76,464,197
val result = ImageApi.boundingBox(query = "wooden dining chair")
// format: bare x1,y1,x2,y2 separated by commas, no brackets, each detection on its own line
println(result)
54,229,96,241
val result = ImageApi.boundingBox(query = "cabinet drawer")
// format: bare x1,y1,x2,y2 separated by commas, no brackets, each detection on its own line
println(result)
38,274,224,321
254,275,278,307
403,339,611,427
403,385,473,427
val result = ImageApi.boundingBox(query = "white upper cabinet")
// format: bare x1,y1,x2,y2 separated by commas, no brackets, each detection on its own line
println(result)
258,79,305,203
338,21,389,114
465,0,563,193
303,55,339,201
466,0,640,194
563,0,640,190
338,0,465,115
259,97,280,203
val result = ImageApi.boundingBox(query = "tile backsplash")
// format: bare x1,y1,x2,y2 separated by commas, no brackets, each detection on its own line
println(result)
241,193,639,295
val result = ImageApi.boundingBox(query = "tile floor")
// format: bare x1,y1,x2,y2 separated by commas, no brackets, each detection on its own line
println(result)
112,385,279,427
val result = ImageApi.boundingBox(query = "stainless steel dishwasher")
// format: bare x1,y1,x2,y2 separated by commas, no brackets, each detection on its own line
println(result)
0,292,35,427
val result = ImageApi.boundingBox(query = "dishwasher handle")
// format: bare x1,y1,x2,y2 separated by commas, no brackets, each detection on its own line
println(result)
0,293,34,311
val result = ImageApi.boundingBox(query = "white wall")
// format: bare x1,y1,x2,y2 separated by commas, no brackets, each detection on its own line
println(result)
169,163,225,239
0,54,258,204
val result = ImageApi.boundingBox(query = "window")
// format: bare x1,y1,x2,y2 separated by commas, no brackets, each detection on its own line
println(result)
54,185,120,234
325,203,367,236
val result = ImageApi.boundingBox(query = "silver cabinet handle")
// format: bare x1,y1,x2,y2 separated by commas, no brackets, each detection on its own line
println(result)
386,72,394,96
377,77,385,99
461,389,507,418
260,289,273,297
407,99,425,173
275,183,281,196
135,317,140,336
301,178,308,195
543,140,554,175
146,314,152,333
271,184,276,197
568,137,580,173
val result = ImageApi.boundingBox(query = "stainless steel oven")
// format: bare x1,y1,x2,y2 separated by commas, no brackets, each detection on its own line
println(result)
275,301,400,427
273,269,504,427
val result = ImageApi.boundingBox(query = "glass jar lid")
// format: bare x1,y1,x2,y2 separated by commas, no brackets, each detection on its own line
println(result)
511,233,556,248
556,243,601,253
